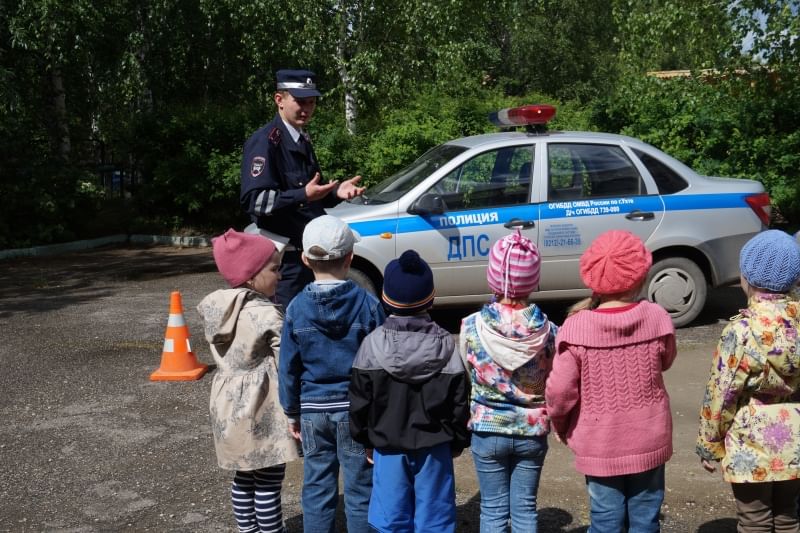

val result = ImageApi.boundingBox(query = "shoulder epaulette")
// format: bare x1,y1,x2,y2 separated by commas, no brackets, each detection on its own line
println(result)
268,127,281,145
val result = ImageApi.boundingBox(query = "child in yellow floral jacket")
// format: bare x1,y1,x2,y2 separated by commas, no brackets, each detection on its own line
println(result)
696,229,800,532
791,230,800,302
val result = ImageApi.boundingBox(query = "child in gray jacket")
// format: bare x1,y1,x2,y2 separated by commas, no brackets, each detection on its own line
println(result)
349,250,470,533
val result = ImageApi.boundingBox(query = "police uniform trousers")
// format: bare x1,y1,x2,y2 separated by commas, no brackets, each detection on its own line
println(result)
276,250,315,308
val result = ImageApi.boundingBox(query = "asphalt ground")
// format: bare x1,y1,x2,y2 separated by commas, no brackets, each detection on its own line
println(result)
0,245,749,532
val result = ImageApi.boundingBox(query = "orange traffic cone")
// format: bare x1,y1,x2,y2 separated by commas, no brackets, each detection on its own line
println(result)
150,291,208,381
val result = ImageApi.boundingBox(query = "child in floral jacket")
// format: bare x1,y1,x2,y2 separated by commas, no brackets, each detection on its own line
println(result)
460,229,557,532
696,229,800,532
791,230,800,302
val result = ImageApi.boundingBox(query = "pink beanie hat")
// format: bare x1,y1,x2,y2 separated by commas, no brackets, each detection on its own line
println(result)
212,229,276,287
487,230,540,298
580,230,652,295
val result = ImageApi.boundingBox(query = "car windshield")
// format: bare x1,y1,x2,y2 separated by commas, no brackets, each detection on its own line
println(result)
353,144,468,204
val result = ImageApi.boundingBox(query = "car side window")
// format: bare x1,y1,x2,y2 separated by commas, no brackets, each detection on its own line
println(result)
632,148,689,194
430,146,533,211
548,143,644,201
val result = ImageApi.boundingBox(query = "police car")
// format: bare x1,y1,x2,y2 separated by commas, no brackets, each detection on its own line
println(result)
329,104,770,327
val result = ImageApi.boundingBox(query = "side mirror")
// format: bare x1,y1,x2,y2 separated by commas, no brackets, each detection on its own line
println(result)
409,193,446,215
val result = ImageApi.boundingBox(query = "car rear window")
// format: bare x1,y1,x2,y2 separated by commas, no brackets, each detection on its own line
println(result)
633,149,688,194
548,143,644,200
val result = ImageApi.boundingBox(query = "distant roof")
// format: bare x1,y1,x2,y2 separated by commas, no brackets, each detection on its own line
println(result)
647,68,751,79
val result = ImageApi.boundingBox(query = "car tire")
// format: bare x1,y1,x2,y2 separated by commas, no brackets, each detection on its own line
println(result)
645,257,708,328
348,266,379,297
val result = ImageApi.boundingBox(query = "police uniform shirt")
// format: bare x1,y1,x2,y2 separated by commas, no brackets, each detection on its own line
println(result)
240,114,341,248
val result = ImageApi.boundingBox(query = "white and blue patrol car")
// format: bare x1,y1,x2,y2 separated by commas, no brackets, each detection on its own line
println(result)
330,104,771,327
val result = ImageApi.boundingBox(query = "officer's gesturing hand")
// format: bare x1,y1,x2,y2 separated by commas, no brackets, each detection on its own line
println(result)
337,175,366,200
304,173,339,201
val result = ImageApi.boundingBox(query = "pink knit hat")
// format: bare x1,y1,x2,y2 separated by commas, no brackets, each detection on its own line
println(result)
580,230,652,295
487,230,540,298
212,229,276,287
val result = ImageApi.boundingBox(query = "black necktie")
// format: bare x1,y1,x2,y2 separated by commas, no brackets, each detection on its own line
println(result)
299,131,313,161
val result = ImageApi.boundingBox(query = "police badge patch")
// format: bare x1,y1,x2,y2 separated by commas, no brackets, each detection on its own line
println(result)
251,157,266,177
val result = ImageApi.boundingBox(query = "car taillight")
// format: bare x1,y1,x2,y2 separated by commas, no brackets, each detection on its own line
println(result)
744,192,771,226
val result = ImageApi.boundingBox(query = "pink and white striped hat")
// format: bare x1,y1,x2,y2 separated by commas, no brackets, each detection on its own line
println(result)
486,230,540,298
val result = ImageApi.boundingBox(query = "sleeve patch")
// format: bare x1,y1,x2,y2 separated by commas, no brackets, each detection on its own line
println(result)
250,156,266,177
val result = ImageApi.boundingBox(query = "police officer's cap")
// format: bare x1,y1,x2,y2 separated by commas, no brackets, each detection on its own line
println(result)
276,69,321,98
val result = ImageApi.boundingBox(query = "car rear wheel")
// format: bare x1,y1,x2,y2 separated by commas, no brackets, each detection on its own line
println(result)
645,257,707,328
348,266,379,297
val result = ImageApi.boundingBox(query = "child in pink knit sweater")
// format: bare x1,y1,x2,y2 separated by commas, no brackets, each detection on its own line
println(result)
545,230,676,533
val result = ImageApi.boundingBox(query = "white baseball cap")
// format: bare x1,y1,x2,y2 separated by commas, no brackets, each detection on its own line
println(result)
302,215,360,260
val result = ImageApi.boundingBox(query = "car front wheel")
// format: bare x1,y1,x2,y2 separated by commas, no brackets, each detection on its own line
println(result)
348,266,379,297
645,257,707,328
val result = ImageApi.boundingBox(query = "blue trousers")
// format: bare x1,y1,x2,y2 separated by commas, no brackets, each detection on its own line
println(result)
369,443,456,533
276,250,314,307
585,465,665,533
471,432,548,532
300,411,372,533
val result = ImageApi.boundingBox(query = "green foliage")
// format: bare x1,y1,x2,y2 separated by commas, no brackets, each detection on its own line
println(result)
129,104,251,232
311,88,468,187
492,0,619,101
313,86,588,188
1,0,798,248
0,159,103,248
595,70,800,221
612,0,733,73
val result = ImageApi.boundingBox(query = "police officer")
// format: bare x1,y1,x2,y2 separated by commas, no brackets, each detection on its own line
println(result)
240,69,364,306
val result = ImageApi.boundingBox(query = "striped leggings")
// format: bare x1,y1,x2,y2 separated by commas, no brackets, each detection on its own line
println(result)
231,464,286,533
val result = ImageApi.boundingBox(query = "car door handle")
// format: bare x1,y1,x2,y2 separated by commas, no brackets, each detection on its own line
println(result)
625,210,655,221
504,218,535,229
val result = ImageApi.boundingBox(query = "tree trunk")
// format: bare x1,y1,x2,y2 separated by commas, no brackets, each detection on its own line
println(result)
136,6,154,113
51,66,71,162
336,8,357,135
343,81,358,135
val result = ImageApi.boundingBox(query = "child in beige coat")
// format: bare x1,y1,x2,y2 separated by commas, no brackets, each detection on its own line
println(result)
197,229,299,533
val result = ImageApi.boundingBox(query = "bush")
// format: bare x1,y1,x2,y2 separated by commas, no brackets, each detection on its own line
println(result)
312,86,594,188
595,72,800,225
127,103,253,234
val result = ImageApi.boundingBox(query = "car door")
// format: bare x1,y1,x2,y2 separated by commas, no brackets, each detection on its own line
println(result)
396,144,537,298
537,142,665,291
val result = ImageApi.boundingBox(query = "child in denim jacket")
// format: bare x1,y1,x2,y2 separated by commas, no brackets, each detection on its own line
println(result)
278,215,385,533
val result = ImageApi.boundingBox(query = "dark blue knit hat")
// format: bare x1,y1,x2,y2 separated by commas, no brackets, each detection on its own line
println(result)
382,250,435,315
739,230,800,293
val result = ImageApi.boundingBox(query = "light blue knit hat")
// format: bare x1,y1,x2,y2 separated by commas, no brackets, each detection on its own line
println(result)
739,230,800,292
